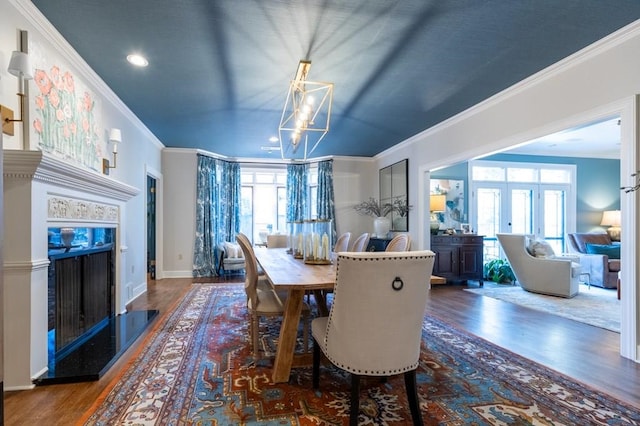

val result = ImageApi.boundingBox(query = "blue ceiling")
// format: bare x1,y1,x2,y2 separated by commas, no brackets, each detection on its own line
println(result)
31,0,640,159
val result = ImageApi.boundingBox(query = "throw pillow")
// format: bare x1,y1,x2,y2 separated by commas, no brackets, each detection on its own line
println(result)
585,243,620,259
223,242,239,258
529,239,555,258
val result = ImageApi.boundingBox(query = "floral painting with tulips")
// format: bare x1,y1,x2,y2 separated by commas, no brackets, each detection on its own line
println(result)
32,64,102,171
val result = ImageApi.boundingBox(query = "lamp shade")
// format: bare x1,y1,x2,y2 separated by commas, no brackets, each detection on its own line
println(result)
600,210,621,227
7,51,33,80
430,194,446,212
108,128,122,143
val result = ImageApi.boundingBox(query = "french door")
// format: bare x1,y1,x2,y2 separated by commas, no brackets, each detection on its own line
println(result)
470,161,576,260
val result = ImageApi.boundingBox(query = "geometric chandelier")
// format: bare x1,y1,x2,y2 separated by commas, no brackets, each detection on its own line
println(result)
278,60,333,160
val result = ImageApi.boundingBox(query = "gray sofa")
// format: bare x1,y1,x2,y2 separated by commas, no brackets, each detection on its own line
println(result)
566,233,620,288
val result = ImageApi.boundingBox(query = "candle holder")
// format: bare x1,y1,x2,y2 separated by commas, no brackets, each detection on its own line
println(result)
303,219,332,264
292,221,304,258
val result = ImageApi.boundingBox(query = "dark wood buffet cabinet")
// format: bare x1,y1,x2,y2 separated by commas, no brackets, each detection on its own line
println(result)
431,234,484,286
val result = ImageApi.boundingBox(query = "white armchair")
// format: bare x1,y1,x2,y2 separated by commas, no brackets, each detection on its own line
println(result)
497,233,580,298
216,241,246,275
311,250,435,425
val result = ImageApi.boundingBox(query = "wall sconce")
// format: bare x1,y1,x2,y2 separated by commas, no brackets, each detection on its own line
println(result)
1,50,34,136
600,209,621,241
102,128,122,175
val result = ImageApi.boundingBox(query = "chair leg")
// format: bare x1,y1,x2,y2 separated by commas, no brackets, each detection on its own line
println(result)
404,369,423,426
303,313,310,353
251,314,260,360
312,339,321,389
350,374,360,426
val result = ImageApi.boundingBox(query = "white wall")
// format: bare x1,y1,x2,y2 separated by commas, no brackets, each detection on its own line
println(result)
374,20,640,361
161,149,197,277
331,157,376,239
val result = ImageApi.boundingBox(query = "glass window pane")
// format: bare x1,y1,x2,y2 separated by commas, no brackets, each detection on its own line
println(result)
308,169,318,185
241,173,253,184
255,173,274,184
476,188,501,239
543,189,565,242
240,186,253,243
277,186,286,232
510,189,533,234
472,166,505,181
540,169,570,183
507,168,537,182
309,186,318,219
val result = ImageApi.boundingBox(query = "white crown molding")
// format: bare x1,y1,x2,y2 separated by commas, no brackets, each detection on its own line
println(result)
9,0,164,151
3,150,140,201
163,147,374,164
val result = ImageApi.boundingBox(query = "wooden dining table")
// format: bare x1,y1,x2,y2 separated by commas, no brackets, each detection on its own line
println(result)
253,247,446,383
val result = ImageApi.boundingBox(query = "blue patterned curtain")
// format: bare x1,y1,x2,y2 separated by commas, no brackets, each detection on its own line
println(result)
286,163,308,221
317,160,337,242
193,156,241,277
218,161,241,243
193,155,218,277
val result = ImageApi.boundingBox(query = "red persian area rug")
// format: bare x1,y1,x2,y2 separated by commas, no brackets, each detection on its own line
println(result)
79,284,640,425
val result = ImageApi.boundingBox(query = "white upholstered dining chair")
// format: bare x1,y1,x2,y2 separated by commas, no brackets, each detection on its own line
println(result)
350,232,370,252
236,233,310,359
385,233,412,251
333,232,351,252
312,250,435,425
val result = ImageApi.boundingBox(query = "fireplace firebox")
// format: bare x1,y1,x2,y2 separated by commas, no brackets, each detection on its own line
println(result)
47,227,115,358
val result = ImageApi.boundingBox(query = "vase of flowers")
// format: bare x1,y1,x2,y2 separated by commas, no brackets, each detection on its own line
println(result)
373,216,391,238
353,198,397,238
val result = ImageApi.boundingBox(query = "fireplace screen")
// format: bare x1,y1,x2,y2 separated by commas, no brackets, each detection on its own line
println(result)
47,227,116,357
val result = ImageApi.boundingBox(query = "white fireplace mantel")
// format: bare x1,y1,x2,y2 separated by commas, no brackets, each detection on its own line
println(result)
3,150,139,201
2,149,140,390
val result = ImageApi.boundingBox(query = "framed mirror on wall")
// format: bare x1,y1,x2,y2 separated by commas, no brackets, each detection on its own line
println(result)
380,159,409,232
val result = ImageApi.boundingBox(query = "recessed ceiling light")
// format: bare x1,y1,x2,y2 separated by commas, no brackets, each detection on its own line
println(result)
126,54,149,67
269,136,279,143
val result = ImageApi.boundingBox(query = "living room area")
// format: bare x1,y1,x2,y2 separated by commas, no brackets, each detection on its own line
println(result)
428,116,623,332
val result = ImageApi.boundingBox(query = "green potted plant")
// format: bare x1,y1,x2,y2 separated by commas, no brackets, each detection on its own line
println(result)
483,259,516,284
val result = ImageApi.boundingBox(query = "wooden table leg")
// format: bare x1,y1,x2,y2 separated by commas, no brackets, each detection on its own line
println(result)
272,288,305,383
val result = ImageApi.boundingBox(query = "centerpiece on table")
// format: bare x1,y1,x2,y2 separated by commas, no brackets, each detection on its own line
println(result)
353,198,412,238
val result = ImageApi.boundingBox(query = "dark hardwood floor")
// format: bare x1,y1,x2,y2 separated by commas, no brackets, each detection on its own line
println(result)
4,277,640,425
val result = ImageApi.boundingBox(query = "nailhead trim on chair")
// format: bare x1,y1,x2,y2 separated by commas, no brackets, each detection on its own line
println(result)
321,252,434,376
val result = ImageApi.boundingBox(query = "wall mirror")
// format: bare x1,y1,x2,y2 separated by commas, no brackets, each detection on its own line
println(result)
380,159,408,232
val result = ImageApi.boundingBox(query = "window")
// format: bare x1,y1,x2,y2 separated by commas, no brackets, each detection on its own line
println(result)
308,164,318,219
470,160,576,259
240,166,287,244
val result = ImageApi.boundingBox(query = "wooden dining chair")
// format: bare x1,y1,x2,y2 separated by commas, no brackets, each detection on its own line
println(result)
385,233,412,252
350,232,370,252
236,233,310,360
312,250,435,425
333,232,351,253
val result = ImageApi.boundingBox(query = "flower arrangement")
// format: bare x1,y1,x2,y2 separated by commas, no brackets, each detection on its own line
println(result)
393,198,413,217
353,198,395,217
353,197,413,217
